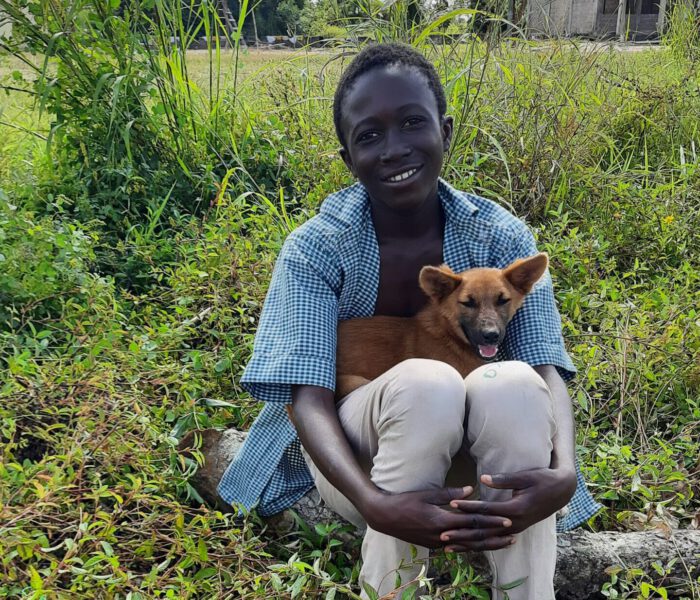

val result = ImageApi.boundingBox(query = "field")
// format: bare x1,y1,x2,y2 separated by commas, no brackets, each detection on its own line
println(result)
1,4,699,598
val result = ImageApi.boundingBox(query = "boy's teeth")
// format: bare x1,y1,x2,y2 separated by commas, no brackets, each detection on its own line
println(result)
388,168,417,182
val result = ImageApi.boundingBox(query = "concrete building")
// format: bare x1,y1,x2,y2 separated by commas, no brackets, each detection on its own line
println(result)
527,0,667,39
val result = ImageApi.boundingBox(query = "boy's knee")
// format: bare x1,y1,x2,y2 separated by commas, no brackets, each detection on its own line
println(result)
465,361,554,432
465,361,556,469
385,359,466,426
466,361,546,404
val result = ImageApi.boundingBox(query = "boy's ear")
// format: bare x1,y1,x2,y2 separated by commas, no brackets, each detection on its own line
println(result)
339,146,356,177
503,253,549,295
441,115,454,152
419,265,462,301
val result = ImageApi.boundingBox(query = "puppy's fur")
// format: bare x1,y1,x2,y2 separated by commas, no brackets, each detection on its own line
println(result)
335,253,549,399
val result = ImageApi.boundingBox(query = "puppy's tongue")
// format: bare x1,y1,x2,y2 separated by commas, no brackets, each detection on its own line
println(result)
479,345,499,359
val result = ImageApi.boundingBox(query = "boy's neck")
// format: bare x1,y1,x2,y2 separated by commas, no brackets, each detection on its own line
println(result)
370,191,444,241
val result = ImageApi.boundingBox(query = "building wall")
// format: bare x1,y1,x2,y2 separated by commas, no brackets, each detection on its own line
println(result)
568,0,599,34
526,0,596,36
527,0,659,37
528,0,570,36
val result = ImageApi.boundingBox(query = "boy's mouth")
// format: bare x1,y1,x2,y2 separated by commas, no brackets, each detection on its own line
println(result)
383,166,421,183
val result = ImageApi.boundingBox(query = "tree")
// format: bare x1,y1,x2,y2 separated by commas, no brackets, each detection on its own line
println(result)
230,0,305,37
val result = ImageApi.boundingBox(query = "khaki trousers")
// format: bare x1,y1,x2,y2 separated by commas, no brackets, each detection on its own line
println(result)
301,359,558,600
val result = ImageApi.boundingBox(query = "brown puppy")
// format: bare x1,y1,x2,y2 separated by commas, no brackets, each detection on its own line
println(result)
335,253,549,399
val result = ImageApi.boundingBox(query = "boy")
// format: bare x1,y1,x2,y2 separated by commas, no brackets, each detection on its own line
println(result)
218,43,600,599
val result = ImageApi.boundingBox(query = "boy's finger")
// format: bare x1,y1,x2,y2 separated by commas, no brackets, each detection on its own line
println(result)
480,473,521,489
422,485,474,506
449,499,511,517
430,485,474,505
442,485,474,502
444,536,516,553
440,518,513,541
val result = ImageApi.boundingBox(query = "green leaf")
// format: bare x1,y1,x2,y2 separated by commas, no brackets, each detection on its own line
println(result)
499,576,528,591
214,357,231,373
203,398,236,408
100,541,114,557
576,390,589,411
362,582,379,600
197,538,208,562
193,566,217,580
290,575,307,598
28,566,43,591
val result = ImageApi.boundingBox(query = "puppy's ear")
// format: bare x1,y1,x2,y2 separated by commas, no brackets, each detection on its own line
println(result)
503,253,549,295
419,265,462,301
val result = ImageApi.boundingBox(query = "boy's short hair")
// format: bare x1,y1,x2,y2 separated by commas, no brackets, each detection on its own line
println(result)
333,43,448,148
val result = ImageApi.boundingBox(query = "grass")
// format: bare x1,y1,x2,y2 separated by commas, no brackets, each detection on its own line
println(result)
1,8,699,598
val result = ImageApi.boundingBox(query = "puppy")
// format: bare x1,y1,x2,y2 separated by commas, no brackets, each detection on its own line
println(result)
335,253,549,399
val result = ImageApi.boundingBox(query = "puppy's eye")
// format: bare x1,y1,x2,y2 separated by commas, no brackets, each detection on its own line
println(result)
497,295,511,306
460,298,477,308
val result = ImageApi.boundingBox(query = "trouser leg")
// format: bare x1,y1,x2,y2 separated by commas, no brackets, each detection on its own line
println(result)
302,358,467,598
464,361,557,600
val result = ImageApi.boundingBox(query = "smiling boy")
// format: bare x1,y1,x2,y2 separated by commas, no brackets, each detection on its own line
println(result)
218,43,600,599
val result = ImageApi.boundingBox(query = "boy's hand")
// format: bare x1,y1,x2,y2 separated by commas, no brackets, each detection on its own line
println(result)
363,485,515,552
440,467,576,551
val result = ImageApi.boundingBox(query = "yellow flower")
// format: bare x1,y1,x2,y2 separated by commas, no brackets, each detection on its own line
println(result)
663,215,675,225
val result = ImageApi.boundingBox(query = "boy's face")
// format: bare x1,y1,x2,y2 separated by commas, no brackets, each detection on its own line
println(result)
339,64,453,214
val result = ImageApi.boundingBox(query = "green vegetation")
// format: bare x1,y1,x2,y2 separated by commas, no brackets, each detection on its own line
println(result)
1,1,699,598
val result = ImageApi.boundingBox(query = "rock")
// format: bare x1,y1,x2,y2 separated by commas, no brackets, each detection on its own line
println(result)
554,529,699,598
178,428,245,511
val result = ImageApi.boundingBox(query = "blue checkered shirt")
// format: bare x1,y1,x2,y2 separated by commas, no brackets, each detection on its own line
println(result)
218,179,602,531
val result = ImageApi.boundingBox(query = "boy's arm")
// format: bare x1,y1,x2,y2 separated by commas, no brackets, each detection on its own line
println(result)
291,385,378,512
292,384,516,551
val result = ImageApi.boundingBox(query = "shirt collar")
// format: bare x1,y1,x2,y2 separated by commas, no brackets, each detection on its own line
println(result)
437,178,479,225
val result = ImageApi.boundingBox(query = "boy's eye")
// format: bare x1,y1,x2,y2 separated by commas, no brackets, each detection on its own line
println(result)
460,298,477,308
403,117,424,128
357,131,379,143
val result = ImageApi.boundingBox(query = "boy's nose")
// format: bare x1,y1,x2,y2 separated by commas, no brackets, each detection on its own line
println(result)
379,132,411,163
380,144,411,163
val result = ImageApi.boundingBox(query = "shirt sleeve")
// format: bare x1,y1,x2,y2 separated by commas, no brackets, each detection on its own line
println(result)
498,223,577,381
240,233,340,403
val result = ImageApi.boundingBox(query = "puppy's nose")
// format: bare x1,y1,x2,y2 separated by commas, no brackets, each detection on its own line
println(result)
482,329,500,344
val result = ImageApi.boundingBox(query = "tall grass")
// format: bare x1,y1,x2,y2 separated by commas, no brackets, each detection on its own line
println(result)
664,0,700,63
0,0,251,288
